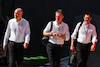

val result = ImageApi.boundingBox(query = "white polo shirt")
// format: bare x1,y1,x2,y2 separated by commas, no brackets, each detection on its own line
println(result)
3,18,30,45
44,21,70,45
71,22,97,44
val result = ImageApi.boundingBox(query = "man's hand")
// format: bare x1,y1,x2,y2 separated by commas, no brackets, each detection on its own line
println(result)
3,45,7,51
91,42,96,51
23,43,28,49
53,32,60,37
91,45,95,51
70,39,76,53
70,45,76,53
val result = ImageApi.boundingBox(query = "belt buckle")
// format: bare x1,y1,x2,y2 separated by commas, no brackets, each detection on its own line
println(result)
57,45,63,47
10,41,14,45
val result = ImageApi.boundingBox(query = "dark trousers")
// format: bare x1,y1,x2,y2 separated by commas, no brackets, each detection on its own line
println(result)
46,42,63,67
8,41,24,67
76,42,91,67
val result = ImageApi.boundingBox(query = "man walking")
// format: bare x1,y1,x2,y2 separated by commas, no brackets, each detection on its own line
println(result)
43,9,70,67
70,12,97,67
3,8,30,67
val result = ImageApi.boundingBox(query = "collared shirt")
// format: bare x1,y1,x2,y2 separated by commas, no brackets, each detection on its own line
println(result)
3,18,30,45
71,22,97,44
43,21,70,45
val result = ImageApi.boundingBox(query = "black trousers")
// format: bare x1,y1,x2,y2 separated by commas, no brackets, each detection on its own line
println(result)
46,42,63,67
76,42,91,67
8,41,24,67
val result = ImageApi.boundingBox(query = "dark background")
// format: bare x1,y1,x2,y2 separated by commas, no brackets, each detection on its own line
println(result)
0,0,100,67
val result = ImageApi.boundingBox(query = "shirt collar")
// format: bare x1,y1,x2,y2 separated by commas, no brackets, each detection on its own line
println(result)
55,20,63,26
83,21,90,27
15,17,23,23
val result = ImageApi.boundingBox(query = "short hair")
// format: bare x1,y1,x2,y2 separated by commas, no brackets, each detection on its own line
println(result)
18,8,23,13
14,8,23,13
20,8,23,13
84,12,92,17
55,9,63,15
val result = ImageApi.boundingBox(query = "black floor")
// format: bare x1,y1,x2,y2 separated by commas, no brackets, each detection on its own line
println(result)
0,57,69,67
1,52,100,67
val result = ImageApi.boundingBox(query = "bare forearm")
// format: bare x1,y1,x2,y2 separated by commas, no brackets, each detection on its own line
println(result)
92,41,96,46
43,31,53,36
70,39,76,52
71,39,75,46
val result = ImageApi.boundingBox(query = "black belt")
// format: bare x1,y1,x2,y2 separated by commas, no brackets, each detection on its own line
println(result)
77,42,92,45
9,41,24,45
49,42,63,47
57,45,63,47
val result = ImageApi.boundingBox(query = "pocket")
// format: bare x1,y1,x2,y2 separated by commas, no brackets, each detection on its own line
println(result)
87,29,93,33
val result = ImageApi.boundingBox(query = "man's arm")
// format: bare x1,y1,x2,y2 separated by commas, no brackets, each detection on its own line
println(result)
70,23,81,52
43,21,54,37
91,26,97,51
91,41,96,51
3,21,10,51
3,45,7,51
60,35,66,40
64,24,70,41
24,22,31,49
43,31,53,37
70,39,76,52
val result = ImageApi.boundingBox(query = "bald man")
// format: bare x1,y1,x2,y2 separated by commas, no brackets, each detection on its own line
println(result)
3,8,30,67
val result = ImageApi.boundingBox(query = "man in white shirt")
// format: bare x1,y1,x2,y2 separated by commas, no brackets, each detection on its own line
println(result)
43,9,70,67
70,12,97,67
3,8,30,67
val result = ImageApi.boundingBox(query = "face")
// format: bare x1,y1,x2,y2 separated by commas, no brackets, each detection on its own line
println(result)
14,9,23,21
55,12,64,24
83,15,92,24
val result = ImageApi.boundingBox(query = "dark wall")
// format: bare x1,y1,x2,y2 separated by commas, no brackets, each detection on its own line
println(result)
1,0,100,58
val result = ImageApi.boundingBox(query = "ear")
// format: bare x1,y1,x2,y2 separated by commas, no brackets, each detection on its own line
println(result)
90,17,92,20
62,15,64,19
22,12,23,15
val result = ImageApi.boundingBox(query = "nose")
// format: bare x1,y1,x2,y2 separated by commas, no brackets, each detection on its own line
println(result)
85,17,89,20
